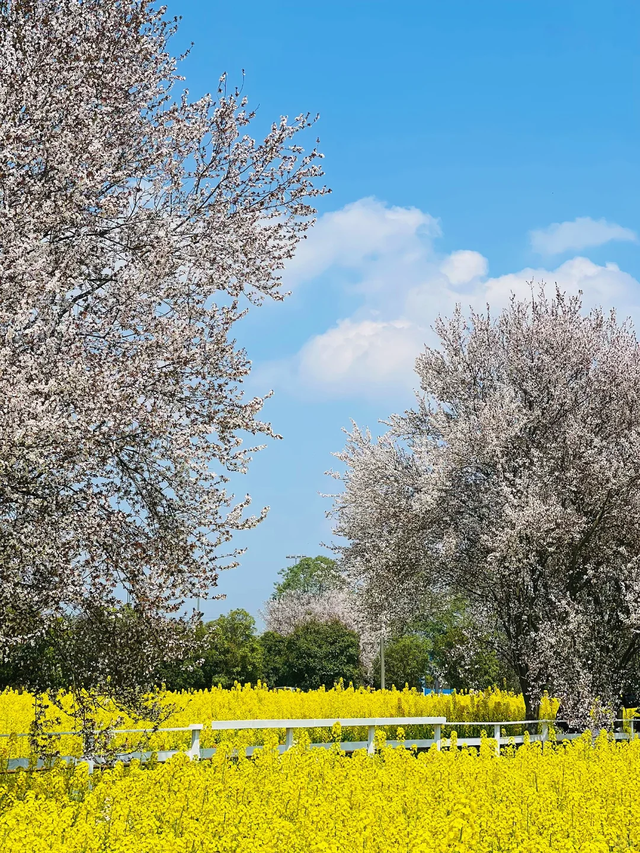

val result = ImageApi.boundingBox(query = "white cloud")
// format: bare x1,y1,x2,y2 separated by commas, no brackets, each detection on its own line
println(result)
258,200,640,400
482,257,640,311
440,250,488,286
284,197,441,287
296,319,425,398
530,217,636,255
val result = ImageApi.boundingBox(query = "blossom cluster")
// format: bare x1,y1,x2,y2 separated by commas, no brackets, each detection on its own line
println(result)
261,589,381,670
332,290,640,723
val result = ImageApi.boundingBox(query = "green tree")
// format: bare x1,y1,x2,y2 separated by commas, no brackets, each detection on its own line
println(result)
372,634,432,690
158,609,263,690
371,597,516,692
262,620,362,690
430,617,512,691
0,607,265,695
258,631,289,687
273,556,344,599
199,610,264,688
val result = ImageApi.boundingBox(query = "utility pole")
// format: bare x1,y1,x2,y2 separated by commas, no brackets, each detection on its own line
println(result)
380,633,385,690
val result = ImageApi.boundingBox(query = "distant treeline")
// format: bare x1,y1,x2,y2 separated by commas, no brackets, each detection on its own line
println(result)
0,605,513,693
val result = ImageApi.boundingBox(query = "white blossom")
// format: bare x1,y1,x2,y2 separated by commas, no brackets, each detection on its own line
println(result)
0,0,325,648
261,589,379,673
332,288,640,723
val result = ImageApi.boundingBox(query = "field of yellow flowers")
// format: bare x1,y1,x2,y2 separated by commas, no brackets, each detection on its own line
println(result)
0,684,559,759
1,732,638,853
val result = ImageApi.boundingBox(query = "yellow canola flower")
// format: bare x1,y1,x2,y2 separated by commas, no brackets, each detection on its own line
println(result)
0,684,559,758
0,733,637,852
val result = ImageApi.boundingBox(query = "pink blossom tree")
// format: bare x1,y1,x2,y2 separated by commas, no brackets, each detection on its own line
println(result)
261,589,380,673
0,0,325,708
261,557,379,673
332,289,640,725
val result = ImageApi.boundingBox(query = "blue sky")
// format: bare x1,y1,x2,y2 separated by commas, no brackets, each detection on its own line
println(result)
169,0,640,622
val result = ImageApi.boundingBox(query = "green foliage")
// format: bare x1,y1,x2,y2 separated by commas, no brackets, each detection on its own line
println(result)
0,608,266,695
201,610,264,689
374,597,517,691
258,631,289,687
159,610,264,690
260,620,363,690
273,556,343,599
0,606,195,698
372,634,432,690
430,620,510,691
0,595,512,697
422,598,516,690
0,619,68,691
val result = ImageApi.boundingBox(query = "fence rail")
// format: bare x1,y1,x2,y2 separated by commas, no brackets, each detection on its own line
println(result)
1,716,635,772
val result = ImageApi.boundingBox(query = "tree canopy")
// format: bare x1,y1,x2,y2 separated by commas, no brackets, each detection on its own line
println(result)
0,0,323,676
333,289,640,724
273,556,344,599
262,620,363,690
0,0,324,743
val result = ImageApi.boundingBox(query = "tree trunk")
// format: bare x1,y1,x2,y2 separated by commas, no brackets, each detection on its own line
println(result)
524,692,540,722
517,668,539,721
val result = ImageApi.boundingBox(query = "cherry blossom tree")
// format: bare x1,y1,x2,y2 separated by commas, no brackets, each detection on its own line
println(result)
0,0,325,703
332,289,640,725
262,558,379,672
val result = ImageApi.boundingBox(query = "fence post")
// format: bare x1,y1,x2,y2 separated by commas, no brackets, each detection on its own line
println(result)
632,718,636,740
367,725,376,755
434,723,442,751
494,723,501,756
285,727,294,751
541,721,549,745
189,724,203,760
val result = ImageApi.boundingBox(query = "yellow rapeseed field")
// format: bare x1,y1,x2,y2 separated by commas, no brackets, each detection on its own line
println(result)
0,732,638,852
0,684,559,758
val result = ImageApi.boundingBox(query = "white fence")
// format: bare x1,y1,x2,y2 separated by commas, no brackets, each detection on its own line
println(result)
0,716,635,772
